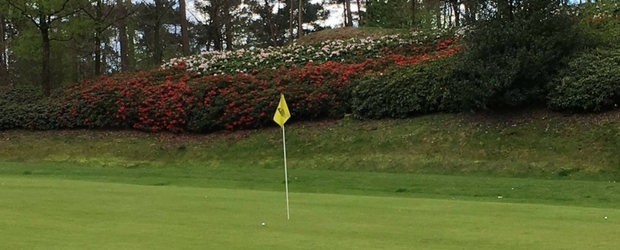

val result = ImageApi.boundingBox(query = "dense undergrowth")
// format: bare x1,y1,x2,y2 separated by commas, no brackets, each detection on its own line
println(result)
0,1,619,134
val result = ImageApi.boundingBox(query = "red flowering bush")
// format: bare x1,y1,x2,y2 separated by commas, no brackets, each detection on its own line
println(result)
0,41,460,132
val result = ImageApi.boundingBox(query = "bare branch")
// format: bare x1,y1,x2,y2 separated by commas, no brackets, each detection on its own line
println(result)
49,0,72,18
82,6,97,20
103,3,117,21
94,2,138,32
49,7,85,25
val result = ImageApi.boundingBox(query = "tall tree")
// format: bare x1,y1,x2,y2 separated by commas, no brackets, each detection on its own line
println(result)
411,0,416,26
179,0,190,56
289,0,294,40
0,14,7,84
298,0,303,38
7,0,87,96
356,0,362,25
136,0,176,65
345,0,354,27
117,0,129,71
83,0,134,75
125,0,135,69
195,0,242,51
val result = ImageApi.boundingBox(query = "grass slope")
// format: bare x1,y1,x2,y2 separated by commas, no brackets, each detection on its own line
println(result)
1,177,619,250
294,27,404,45
1,110,618,180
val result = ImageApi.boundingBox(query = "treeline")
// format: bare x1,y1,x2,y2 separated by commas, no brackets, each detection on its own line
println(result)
0,0,338,95
2,0,593,96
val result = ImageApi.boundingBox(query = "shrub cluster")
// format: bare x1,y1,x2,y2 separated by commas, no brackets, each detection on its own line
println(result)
451,0,589,110
351,57,459,119
0,45,458,132
548,48,620,112
163,31,456,75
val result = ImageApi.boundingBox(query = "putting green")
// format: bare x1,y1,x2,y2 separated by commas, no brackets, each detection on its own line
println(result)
1,176,619,250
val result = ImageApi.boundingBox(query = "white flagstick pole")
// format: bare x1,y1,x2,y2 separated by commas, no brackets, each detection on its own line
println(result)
282,125,290,220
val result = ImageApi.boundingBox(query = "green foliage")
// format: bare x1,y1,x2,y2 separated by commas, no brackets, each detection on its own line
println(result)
0,85,43,106
548,48,620,112
350,57,458,119
0,84,64,131
453,0,589,109
576,1,620,48
365,0,413,29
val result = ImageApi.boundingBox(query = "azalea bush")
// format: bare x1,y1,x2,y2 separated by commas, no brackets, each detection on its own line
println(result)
577,1,620,48
0,44,458,132
163,30,456,76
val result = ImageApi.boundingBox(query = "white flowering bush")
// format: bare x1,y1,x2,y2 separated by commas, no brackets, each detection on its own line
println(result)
162,30,454,75
577,1,619,20
572,1,620,47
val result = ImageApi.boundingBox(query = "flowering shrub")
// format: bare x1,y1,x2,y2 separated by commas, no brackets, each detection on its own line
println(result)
163,30,456,76
0,42,459,132
573,1,620,21
575,1,620,48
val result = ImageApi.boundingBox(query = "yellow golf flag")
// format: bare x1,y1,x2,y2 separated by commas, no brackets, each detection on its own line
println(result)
273,93,291,127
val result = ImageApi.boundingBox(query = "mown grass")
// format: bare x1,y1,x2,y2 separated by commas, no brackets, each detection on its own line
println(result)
2,111,620,249
3,161,620,209
2,177,619,250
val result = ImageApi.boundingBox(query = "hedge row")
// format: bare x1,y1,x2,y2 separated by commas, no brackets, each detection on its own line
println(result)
350,46,620,119
351,58,459,119
0,46,459,132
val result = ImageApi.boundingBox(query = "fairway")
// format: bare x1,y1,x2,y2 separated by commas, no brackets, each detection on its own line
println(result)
1,177,619,250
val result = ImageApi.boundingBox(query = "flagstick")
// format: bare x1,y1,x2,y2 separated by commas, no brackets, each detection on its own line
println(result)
282,125,290,220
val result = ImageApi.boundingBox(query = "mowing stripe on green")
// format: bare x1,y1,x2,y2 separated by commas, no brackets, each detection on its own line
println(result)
1,177,619,250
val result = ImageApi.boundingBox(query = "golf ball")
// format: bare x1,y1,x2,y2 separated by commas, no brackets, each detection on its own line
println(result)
262,222,266,226
605,216,608,220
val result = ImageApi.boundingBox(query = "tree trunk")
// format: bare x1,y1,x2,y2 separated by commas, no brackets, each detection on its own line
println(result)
298,0,303,38
95,31,102,75
345,0,353,27
411,0,416,27
72,48,80,83
117,0,129,71
225,24,233,50
154,0,164,63
356,0,361,25
103,37,109,74
451,0,460,27
126,0,135,70
264,0,278,46
40,16,51,97
342,1,347,26
209,3,222,51
289,0,294,41
464,0,477,23
0,16,7,83
179,0,190,56
438,1,443,29
154,22,163,64
94,0,103,75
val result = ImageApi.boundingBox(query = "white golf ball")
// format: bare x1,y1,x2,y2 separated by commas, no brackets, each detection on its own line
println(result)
261,222,266,226
604,216,608,220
